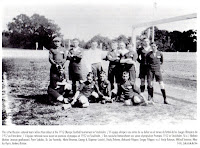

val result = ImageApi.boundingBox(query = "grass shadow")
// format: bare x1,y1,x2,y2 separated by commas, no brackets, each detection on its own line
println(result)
17,94,53,105
154,92,196,105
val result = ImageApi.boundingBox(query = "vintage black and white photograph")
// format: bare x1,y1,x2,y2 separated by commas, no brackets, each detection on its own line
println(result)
1,0,197,127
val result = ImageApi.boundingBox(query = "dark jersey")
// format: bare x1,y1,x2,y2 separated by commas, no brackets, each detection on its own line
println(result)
97,80,111,97
123,51,138,70
67,47,83,81
79,81,97,98
117,80,141,99
146,51,163,72
124,51,138,61
106,50,120,67
67,47,82,63
49,47,67,66
49,73,64,89
137,47,151,65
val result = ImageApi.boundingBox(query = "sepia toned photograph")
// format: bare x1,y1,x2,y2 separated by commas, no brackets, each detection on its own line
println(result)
2,0,197,127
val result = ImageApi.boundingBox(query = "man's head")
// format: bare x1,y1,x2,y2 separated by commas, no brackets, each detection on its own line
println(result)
111,41,118,50
122,71,129,81
91,41,98,49
143,38,150,47
99,71,107,81
73,38,79,48
86,72,94,83
53,37,62,48
127,44,135,51
150,42,158,52
119,41,126,50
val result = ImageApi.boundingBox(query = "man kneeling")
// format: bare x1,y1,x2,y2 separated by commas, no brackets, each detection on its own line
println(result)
71,72,99,108
117,71,148,106
48,65,72,104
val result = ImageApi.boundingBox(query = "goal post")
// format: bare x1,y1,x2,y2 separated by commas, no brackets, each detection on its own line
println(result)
132,13,197,50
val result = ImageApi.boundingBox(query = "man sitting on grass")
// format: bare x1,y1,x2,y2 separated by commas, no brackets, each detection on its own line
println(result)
70,72,99,108
47,64,72,104
96,71,113,104
117,71,148,106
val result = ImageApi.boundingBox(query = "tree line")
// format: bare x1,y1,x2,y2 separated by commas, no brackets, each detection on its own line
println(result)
2,13,197,52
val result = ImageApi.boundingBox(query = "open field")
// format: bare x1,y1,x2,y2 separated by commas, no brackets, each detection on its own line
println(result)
2,48,197,125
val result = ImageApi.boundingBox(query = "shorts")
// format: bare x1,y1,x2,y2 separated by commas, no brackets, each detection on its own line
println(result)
108,65,118,85
139,64,148,79
114,64,124,83
147,70,163,82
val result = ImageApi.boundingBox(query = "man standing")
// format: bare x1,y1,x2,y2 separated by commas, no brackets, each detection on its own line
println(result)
67,38,83,95
120,44,138,83
48,37,71,103
84,41,103,82
104,41,120,90
117,41,129,82
137,38,152,92
146,42,169,104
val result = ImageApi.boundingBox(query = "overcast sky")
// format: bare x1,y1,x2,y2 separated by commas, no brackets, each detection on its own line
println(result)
2,0,198,41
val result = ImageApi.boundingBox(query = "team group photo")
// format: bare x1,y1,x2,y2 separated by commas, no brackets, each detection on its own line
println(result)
2,0,197,126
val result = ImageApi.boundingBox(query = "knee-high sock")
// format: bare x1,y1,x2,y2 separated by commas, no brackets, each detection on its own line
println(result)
72,84,76,95
140,85,145,92
161,89,166,100
147,86,153,98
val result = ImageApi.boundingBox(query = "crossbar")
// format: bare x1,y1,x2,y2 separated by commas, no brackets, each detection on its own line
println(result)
132,13,197,49
132,13,197,28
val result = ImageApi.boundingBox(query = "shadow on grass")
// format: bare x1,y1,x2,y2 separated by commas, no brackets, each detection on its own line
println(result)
154,92,196,105
17,94,53,105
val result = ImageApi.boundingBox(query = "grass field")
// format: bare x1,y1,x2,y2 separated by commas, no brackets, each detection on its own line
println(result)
2,48,197,125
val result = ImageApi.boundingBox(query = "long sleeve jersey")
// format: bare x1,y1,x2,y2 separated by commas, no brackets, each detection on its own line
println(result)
117,80,141,99
146,51,163,72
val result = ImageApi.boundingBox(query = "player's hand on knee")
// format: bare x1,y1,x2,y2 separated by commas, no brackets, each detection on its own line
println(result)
57,95,64,102
134,96,142,104
124,99,133,106
65,83,72,90
139,93,146,101
103,96,111,101
71,98,76,105
91,91,99,98
82,102,89,108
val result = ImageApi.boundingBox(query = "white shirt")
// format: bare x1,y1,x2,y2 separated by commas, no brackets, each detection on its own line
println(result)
118,48,129,56
82,48,103,72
